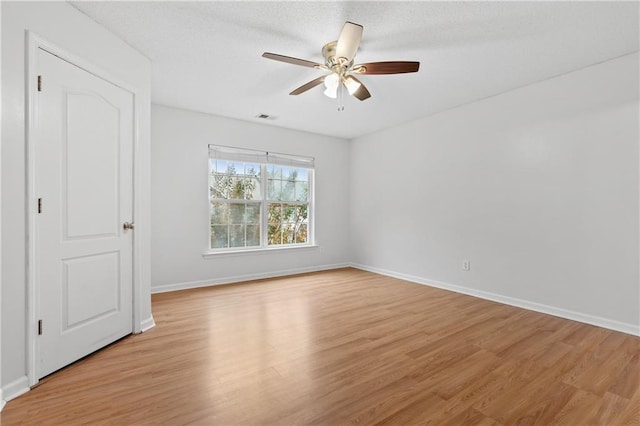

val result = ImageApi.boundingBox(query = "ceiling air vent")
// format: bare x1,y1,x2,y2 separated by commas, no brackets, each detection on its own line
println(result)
255,113,275,120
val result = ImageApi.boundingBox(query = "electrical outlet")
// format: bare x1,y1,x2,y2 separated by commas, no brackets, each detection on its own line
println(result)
462,260,470,271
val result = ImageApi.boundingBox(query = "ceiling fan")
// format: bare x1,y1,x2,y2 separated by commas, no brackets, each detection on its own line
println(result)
262,21,419,109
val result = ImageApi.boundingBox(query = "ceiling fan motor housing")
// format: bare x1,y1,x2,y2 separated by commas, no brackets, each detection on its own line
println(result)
322,41,353,75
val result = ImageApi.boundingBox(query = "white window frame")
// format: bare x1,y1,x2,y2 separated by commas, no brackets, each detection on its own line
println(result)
206,145,315,255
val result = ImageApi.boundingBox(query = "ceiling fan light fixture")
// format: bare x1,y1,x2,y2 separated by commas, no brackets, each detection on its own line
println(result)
323,72,340,98
324,85,338,99
262,21,420,106
324,72,339,89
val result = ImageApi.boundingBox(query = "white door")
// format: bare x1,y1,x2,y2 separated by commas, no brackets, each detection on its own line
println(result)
35,48,134,378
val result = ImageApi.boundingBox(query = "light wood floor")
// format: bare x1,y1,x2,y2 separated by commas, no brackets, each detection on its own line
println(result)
2,268,639,425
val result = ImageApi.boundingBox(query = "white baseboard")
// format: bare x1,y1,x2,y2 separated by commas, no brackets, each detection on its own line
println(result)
2,375,30,403
351,263,640,337
0,388,4,412
140,315,156,332
151,263,350,294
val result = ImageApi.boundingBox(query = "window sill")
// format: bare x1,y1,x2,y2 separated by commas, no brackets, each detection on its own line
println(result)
202,244,320,259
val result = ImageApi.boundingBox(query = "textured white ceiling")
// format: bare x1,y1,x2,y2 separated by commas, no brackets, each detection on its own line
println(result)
71,1,639,139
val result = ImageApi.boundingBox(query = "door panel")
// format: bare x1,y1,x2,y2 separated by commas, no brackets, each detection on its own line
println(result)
36,48,134,378
65,92,120,239
63,252,120,330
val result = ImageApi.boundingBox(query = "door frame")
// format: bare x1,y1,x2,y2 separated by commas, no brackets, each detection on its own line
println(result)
25,32,146,386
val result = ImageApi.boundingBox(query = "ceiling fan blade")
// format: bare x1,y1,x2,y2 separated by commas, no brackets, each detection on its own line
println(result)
262,52,323,69
290,75,326,95
335,21,363,62
347,76,371,101
353,61,420,75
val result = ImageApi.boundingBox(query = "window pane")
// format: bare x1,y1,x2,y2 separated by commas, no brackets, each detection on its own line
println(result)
280,204,293,223
214,160,228,173
295,181,308,202
268,164,281,179
268,203,281,223
227,162,241,174
281,167,295,180
246,225,260,246
245,204,260,224
267,179,281,200
282,204,307,223
295,223,308,243
229,225,245,248
281,179,295,202
212,175,228,199
230,203,245,224
228,175,246,199
282,223,295,244
267,203,309,246
268,224,282,245
212,161,263,201
243,164,259,200
244,163,260,177
211,225,228,249
246,177,261,200
296,168,308,181
295,204,308,222
210,203,228,225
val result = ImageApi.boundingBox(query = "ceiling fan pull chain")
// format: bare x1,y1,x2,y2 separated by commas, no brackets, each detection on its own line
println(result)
337,82,345,111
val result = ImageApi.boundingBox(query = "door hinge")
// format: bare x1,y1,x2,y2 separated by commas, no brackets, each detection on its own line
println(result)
38,319,43,335
38,198,42,214
37,75,42,92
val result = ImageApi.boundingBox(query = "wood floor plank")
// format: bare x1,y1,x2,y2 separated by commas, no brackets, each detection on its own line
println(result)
373,391,448,425
1,268,638,425
593,392,632,426
548,389,602,426
506,381,577,426
610,352,640,399
609,385,640,426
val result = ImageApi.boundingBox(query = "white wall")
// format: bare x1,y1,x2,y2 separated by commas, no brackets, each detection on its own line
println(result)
150,104,350,291
350,53,639,334
1,1,152,398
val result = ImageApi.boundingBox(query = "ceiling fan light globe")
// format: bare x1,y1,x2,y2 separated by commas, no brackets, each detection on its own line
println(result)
324,73,340,90
343,76,362,95
324,85,338,99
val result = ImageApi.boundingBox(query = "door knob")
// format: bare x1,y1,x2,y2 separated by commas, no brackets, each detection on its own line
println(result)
123,222,135,230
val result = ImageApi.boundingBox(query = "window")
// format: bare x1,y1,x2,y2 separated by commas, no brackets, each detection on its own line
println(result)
208,145,314,252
